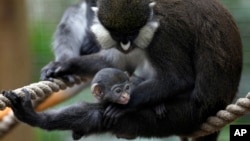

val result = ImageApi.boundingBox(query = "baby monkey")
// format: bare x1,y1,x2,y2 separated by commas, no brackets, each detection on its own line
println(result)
90,68,166,139
91,68,166,118
91,68,131,105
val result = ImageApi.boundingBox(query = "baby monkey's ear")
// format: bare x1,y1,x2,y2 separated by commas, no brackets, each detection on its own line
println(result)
91,83,104,100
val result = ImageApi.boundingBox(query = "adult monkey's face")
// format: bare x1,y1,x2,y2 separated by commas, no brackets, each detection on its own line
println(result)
91,0,158,53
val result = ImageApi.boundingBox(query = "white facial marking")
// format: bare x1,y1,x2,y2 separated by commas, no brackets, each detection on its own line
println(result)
120,42,131,51
134,21,159,49
149,2,156,8
91,15,116,49
91,7,99,14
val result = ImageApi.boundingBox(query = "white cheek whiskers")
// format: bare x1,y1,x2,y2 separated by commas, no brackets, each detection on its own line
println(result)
91,8,159,51
91,19,116,49
134,20,159,49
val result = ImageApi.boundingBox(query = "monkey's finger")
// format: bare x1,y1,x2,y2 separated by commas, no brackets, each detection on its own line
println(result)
155,109,162,118
104,105,113,116
103,116,111,128
103,111,113,126
41,69,55,80
103,106,118,127
107,110,119,128
40,61,62,80
54,66,63,75
68,76,75,84
1,90,8,97
104,107,118,120
3,91,21,106
155,107,159,114
107,108,124,128
41,69,52,79
159,106,167,118
103,114,114,128
46,69,56,78
105,114,116,128
54,66,72,78
159,111,165,119
58,75,76,87
21,89,33,108
40,72,47,80
103,112,110,126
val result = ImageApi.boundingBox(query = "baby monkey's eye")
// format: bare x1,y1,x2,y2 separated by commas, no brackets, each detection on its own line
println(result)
115,88,122,94
125,84,130,91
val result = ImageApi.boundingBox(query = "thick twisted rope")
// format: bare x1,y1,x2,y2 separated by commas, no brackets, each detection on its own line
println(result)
0,78,249,138
0,79,68,109
0,77,84,137
188,92,250,138
0,75,86,110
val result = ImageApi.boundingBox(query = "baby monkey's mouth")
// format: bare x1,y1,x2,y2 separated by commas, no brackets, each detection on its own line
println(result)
117,93,130,105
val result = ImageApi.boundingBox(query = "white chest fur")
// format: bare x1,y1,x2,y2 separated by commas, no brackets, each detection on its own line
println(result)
99,48,156,80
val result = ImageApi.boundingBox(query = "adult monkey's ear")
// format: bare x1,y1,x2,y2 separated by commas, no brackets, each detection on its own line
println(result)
91,83,103,100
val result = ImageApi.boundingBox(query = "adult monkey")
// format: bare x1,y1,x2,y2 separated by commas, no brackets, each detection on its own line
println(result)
8,0,242,141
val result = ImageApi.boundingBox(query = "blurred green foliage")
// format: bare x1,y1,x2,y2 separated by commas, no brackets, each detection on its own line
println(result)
29,23,54,81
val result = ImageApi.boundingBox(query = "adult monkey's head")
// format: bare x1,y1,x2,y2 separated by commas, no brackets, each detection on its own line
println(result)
91,0,159,53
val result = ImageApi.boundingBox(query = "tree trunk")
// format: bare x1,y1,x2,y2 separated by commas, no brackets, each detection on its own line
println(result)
0,0,34,140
